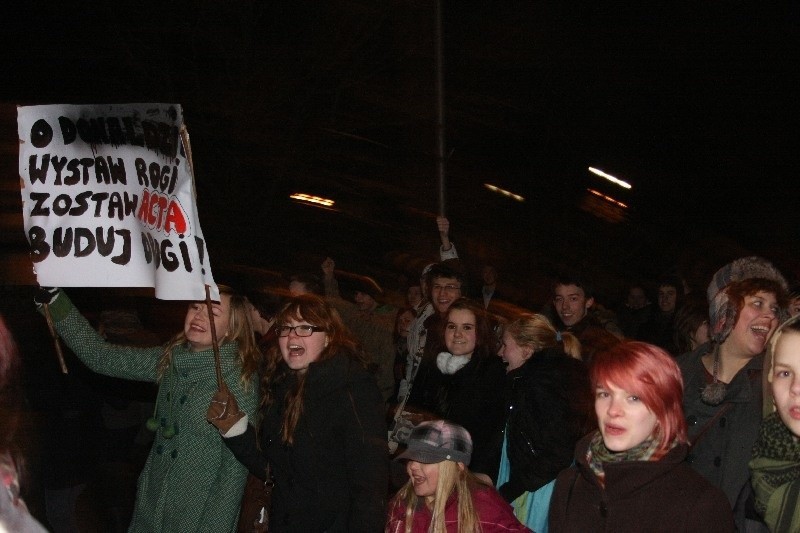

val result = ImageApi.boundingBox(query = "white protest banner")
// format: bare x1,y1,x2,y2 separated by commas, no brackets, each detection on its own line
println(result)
18,103,218,301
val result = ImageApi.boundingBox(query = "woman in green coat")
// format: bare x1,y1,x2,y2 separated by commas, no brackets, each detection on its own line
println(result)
36,286,260,533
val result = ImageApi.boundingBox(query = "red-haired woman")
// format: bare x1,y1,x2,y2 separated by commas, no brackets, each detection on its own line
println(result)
549,341,733,532
208,294,388,532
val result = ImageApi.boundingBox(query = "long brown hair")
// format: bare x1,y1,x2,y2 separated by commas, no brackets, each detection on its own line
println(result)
263,294,368,444
157,285,260,387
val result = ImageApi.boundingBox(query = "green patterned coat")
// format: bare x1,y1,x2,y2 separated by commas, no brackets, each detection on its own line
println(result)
45,292,258,533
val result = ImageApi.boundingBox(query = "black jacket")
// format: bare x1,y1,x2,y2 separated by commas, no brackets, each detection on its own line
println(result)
438,354,507,458
224,355,388,533
478,348,594,502
408,349,506,462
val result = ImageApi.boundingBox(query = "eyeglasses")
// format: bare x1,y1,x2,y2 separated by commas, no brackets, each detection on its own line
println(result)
275,324,326,337
432,284,461,293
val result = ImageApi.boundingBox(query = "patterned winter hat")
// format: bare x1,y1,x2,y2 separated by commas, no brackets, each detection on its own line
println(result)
395,420,473,465
707,256,788,344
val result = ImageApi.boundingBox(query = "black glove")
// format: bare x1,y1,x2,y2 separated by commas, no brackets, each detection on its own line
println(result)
34,286,60,306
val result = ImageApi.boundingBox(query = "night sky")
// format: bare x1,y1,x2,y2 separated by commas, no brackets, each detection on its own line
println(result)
2,1,798,301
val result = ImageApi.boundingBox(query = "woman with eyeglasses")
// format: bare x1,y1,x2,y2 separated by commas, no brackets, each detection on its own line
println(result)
208,294,388,532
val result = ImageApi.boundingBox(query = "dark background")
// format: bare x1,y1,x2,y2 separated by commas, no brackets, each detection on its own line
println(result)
0,3,798,529
2,1,798,306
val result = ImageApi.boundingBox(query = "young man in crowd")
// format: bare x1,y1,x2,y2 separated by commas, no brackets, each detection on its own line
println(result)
551,274,622,361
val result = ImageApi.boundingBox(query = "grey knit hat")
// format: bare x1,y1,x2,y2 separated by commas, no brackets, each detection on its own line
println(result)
707,256,788,344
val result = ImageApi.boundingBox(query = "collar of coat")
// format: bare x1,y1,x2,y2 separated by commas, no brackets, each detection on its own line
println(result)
574,432,690,500
277,355,364,401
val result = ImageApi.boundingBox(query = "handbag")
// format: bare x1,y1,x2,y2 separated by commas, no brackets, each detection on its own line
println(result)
237,465,272,533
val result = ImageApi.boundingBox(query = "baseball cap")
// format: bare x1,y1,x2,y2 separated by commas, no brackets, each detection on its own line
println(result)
395,420,473,465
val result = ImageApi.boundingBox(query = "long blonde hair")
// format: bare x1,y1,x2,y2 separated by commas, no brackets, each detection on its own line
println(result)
390,461,488,533
157,285,260,387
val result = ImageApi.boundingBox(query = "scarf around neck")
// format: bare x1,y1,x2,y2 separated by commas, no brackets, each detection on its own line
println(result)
749,412,800,531
436,352,471,375
586,430,673,487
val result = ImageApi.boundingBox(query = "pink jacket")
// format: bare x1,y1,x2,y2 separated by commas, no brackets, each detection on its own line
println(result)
386,486,531,533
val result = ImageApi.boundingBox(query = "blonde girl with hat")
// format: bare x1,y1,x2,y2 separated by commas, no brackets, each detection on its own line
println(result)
387,419,530,533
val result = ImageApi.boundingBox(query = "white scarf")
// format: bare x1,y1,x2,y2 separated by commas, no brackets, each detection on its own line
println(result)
436,351,471,375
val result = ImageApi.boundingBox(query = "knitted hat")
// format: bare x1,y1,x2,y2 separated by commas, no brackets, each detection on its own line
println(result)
395,420,473,465
707,256,788,344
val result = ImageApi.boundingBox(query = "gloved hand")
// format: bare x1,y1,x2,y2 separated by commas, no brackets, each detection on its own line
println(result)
206,386,245,434
34,286,60,307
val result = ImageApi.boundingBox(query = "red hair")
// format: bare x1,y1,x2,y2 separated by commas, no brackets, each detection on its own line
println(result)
591,341,687,452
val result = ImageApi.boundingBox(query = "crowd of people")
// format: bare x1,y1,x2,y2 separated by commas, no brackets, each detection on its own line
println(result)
3,217,800,532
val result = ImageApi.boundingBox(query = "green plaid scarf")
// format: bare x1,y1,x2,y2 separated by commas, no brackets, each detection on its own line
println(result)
586,430,672,487
749,412,800,532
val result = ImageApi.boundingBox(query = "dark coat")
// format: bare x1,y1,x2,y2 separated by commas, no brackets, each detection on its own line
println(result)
483,349,593,502
405,314,445,413
638,309,678,355
677,344,765,531
224,355,388,533
548,433,734,533
407,349,506,462
438,354,507,458
556,314,621,364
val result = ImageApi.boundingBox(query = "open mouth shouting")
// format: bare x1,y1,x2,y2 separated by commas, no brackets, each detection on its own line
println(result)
278,320,328,372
